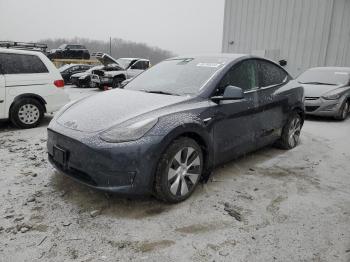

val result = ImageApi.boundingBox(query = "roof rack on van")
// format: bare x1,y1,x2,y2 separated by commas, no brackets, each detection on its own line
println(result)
0,41,48,52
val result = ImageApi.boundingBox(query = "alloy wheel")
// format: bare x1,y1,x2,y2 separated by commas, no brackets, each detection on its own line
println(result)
167,147,201,197
342,102,349,119
288,117,301,148
18,104,40,125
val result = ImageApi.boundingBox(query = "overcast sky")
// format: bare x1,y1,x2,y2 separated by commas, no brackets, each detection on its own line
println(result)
0,0,225,54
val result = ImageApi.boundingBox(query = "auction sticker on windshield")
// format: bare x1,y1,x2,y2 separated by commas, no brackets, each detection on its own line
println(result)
196,63,221,68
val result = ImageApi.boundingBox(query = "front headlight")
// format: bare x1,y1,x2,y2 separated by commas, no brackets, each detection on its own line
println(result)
322,92,342,100
99,118,158,143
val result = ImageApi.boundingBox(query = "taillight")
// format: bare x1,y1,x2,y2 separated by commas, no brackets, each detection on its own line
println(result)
54,80,65,88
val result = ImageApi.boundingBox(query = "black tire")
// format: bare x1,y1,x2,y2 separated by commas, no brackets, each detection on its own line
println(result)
335,100,349,121
112,76,125,89
276,112,302,150
10,98,45,129
83,53,90,60
154,137,203,203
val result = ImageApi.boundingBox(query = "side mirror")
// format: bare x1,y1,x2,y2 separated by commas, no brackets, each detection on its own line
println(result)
211,85,244,103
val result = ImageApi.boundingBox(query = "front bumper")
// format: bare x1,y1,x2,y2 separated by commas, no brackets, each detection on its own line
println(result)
91,75,112,86
47,127,163,195
304,97,343,117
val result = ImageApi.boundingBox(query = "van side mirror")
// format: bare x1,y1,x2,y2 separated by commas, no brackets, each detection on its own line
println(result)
211,85,244,103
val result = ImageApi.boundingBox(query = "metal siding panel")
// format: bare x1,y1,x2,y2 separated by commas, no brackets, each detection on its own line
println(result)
345,1,350,66
307,0,322,68
222,0,230,52
325,0,350,66
250,0,262,51
245,0,255,52
238,0,248,51
222,0,349,76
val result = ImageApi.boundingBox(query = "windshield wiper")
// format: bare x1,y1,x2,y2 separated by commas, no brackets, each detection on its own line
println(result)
143,90,180,96
299,81,336,86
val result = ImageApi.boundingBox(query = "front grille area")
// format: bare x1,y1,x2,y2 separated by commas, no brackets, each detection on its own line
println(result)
49,154,98,186
306,106,320,112
305,97,320,101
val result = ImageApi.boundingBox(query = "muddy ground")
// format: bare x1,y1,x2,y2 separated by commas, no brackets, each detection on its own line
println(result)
0,87,349,262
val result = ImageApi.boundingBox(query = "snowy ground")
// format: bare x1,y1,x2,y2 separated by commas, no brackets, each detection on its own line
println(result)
0,86,349,262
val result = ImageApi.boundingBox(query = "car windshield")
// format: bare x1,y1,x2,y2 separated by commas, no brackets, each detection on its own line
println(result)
116,58,133,69
124,58,226,96
59,64,73,72
298,69,350,86
87,65,104,73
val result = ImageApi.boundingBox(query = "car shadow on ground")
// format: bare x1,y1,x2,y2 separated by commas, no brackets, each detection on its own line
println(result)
49,144,287,219
305,115,348,123
0,115,53,132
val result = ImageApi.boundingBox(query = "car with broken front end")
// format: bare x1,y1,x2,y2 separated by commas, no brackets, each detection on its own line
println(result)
47,54,304,203
90,53,150,89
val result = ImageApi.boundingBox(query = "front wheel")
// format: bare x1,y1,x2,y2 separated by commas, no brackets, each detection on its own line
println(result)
276,112,302,150
10,98,44,129
112,76,125,89
335,100,349,121
154,138,203,203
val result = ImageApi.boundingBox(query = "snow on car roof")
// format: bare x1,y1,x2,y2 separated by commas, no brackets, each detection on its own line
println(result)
172,53,248,63
0,47,43,55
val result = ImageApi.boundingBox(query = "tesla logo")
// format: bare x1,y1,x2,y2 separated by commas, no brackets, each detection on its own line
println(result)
64,120,78,129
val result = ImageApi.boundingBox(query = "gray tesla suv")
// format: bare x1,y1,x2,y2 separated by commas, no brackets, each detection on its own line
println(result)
47,54,304,203
298,67,350,120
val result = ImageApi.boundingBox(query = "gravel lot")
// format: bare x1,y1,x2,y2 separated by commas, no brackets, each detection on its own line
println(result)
1,86,349,262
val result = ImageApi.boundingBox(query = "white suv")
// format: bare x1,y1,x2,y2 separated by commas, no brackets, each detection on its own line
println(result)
0,48,69,128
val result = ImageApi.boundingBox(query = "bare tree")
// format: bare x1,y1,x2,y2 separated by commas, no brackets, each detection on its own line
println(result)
41,37,175,65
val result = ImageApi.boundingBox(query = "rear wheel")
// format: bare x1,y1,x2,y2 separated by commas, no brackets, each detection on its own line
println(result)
154,138,203,203
335,100,349,121
276,112,302,149
10,98,44,129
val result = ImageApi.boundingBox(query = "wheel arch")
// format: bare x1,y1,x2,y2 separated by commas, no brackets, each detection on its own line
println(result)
113,72,127,80
151,124,214,188
290,102,305,125
9,93,47,116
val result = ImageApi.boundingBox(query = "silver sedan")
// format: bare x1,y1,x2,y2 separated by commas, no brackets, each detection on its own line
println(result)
298,67,350,120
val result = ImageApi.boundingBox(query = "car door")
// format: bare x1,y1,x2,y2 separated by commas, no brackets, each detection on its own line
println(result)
0,70,5,119
212,59,260,165
255,60,291,147
127,60,147,79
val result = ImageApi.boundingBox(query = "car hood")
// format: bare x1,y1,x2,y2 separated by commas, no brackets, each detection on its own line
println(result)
56,89,188,132
95,54,124,68
301,84,339,97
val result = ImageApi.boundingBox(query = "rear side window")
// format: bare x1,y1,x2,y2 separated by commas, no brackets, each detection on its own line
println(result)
218,60,259,93
258,60,288,87
0,53,48,74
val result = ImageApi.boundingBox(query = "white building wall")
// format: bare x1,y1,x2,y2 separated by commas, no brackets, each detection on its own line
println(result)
222,0,350,77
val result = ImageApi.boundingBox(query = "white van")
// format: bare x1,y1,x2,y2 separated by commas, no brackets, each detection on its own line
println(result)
0,48,69,128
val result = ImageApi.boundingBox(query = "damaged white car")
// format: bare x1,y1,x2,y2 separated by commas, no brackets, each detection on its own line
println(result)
91,52,150,89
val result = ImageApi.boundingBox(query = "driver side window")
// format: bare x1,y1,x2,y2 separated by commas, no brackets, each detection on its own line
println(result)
217,60,258,95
